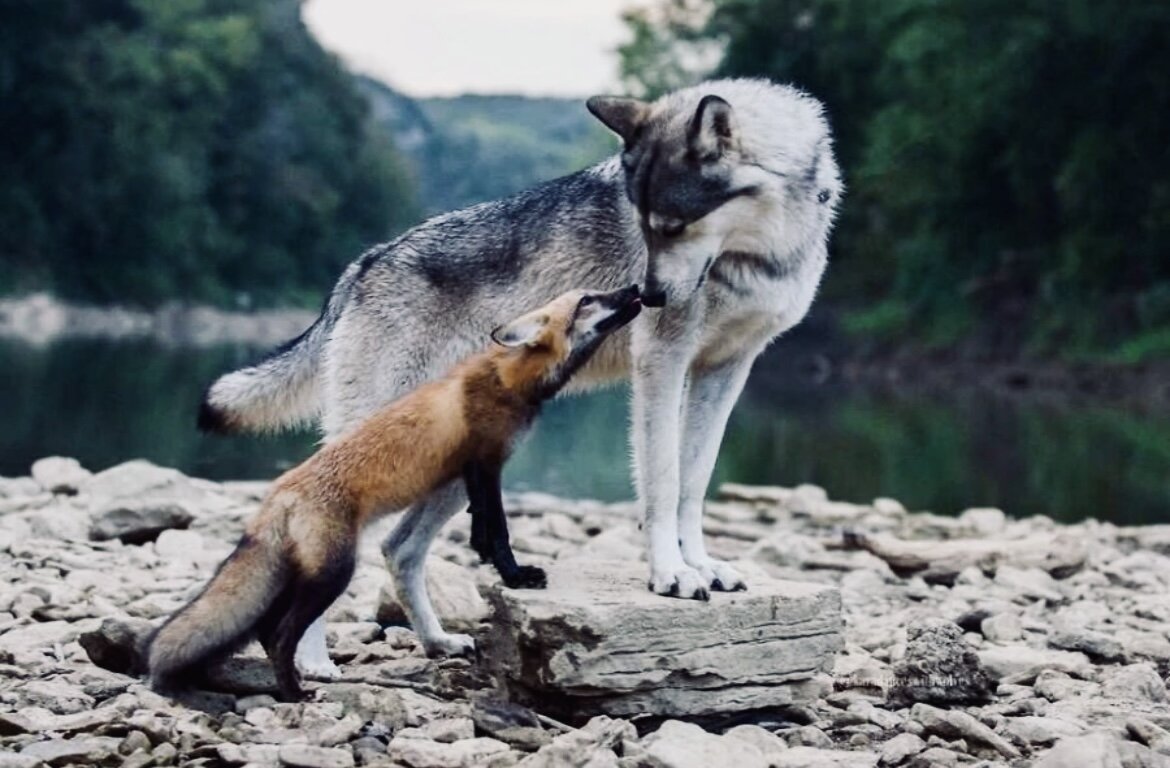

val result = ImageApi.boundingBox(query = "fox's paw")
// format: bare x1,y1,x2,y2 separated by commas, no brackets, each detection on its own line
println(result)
422,632,476,659
686,557,748,593
503,565,547,590
648,565,710,601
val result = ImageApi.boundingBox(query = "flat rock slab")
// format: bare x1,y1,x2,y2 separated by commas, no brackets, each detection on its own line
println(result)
481,558,842,718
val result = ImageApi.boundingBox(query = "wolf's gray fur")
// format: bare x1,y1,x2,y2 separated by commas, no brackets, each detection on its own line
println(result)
202,78,840,676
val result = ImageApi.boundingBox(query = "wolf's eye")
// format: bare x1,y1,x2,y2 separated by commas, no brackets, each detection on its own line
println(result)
579,296,596,308
660,219,686,238
621,151,637,172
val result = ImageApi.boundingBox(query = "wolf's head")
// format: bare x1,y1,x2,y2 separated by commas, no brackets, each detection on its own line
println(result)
587,81,838,307
491,285,642,401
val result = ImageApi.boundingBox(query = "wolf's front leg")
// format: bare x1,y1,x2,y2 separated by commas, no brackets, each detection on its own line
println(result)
382,482,476,658
678,351,760,592
631,311,708,600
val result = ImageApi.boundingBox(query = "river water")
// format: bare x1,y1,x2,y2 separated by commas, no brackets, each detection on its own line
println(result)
2,338,1167,525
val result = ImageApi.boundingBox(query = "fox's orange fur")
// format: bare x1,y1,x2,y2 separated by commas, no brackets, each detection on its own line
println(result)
147,288,640,700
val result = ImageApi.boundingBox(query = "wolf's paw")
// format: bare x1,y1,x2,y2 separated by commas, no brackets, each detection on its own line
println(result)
503,565,547,589
687,557,748,593
295,655,342,680
423,632,476,659
648,565,710,601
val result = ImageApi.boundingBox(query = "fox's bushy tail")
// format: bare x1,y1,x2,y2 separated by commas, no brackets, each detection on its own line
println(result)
148,532,287,689
198,259,366,434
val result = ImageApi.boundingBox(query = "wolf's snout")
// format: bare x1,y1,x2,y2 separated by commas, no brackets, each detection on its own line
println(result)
642,284,667,308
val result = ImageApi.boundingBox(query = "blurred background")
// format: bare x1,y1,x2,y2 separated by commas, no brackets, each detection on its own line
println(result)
1,0,1167,523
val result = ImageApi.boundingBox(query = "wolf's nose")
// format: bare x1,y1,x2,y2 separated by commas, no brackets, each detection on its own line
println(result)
642,288,667,308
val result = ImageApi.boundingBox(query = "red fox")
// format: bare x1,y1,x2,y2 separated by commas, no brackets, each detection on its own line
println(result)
148,286,642,700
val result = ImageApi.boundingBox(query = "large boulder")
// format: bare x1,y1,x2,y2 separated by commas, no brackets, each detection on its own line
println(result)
888,619,995,707
480,557,842,719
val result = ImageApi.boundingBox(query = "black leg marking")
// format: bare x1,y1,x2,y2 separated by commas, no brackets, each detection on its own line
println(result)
463,460,547,590
267,553,355,702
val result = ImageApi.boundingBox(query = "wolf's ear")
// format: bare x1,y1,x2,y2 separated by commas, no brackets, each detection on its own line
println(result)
491,313,548,348
688,95,738,160
586,96,649,144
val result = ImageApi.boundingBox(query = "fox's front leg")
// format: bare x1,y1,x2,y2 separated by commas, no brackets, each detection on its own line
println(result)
677,350,760,592
631,309,708,600
463,460,546,589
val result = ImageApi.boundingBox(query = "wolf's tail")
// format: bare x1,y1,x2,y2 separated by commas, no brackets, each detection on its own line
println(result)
198,259,367,434
147,532,288,689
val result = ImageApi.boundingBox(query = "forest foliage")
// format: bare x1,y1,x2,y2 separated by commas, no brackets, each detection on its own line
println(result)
0,0,418,307
357,79,613,217
620,0,1170,360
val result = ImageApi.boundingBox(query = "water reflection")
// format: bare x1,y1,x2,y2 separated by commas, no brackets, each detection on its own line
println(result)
2,339,1167,525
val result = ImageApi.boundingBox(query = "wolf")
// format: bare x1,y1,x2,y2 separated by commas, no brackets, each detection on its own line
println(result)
200,78,841,676
151,287,642,700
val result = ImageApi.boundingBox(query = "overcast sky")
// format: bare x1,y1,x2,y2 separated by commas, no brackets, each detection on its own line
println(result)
302,0,642,98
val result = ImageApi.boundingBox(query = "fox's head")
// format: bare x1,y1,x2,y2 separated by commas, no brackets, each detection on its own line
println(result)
490,285,641,402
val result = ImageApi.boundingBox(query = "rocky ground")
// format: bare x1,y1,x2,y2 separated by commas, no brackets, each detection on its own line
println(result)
3,457,1170,767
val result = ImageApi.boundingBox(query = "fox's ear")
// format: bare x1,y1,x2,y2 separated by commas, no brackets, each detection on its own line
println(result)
688,95,738,160
491,313,548,348
586,96,649,144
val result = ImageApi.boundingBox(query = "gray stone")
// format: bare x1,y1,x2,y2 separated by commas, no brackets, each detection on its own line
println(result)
13,679,95,715
278,744,355,768
481,557,841,718
318,683,408,731
31,457,91,495
218,743,282,765
723,724,789,757
1003,716,1084,746
516,715,633,767
396,717,476,744
977,646,1092,684
642,720,768,768
21,737,121,766
89,500,193,544
0,618,96,655
879,733,925,766
979,613,1022,643
387,736,510,768
78,616,152,674
774,747,880,767
1048,628,1126,663
910,704,1019,759
154,528,206,559
1101,662,1168,703
958,508,1006,536
0,754,40,768
0,476,41,499
789,726,833,749
472,699,550,752
1034,732,1166,768
888,619,994,707
904,747,964,768
1127,717,1170,756
1032,670,1100,702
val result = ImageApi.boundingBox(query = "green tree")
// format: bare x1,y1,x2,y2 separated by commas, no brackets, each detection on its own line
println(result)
620,0,1170,359
0,0,418,307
